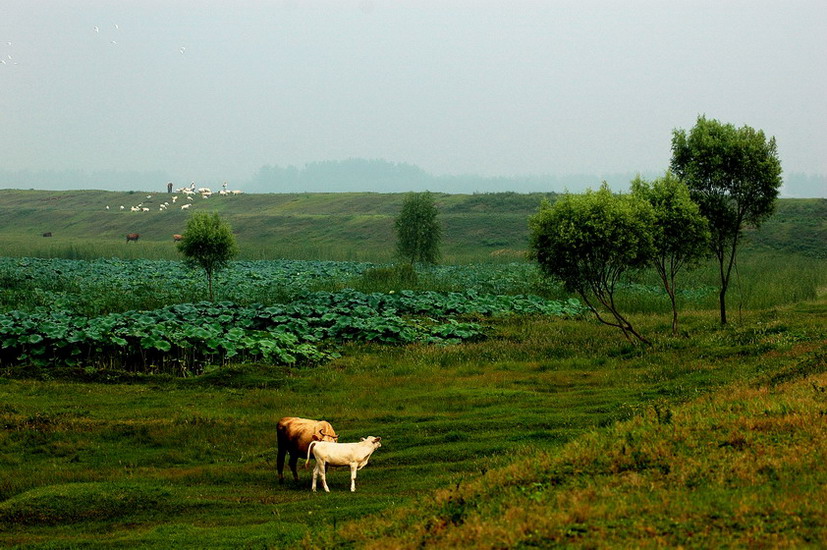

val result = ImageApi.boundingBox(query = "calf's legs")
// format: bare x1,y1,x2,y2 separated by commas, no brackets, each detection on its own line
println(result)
350,463,358,492
312,460,330,493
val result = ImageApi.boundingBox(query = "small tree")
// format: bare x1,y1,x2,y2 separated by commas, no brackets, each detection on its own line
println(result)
177,211,238,300
395,191,442,265
671,116,782,324
529,183,655,345
631,172,710,335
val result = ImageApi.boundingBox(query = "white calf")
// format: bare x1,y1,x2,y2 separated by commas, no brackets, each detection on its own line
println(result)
305,436,382,492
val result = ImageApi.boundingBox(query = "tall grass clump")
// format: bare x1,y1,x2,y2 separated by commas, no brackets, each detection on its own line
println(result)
595,252,826,316
728,253,827,309
349,263,420,293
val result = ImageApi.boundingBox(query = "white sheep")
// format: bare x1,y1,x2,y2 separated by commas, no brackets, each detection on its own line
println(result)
181,203,191,210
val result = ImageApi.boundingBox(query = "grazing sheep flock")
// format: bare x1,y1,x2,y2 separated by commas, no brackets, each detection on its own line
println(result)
105,181,243,214
99,182,242,243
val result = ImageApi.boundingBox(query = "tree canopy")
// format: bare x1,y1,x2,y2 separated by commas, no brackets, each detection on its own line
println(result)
529,183,654,344
671,115,782,324
177,211,239,301
631,172,710,334
394,191,442,265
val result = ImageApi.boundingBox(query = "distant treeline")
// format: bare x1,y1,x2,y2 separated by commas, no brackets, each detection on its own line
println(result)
247,158,626,194
0,160,824,197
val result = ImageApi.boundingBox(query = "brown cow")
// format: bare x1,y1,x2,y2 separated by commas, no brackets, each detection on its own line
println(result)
276,417,338,484
172,234,183,242
126,233,140,242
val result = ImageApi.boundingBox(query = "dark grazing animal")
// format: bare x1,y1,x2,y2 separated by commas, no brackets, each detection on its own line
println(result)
42,232,52,237
276,417,338,484
126,233,140,242
172,234,183,242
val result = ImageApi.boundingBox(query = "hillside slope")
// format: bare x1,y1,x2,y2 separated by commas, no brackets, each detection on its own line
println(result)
0,190,822,262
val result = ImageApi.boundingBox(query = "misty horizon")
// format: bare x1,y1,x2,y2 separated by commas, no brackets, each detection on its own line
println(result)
0,158,824,198
2,1,825,197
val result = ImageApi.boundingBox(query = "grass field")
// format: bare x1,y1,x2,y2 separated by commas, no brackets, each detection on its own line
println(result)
1,302,825,548
0,190,823,262
0,189,825,548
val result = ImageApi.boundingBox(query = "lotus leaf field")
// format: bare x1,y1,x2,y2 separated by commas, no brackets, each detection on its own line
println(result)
0,258,584,375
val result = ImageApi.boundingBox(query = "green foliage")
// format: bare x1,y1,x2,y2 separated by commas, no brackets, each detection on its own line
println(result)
631,172,710,333
1,303,823,548
0,290,583,375
177,212,239,300
395,191,442,264
671,115,783,324
529,183,655,343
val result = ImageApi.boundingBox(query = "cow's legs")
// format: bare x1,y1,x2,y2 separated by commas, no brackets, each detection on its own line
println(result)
312,462,319,492
350,464,358,492
276,447,287,484
288,454,300,482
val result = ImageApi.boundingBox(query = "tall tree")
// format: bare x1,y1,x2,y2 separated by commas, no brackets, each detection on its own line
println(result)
177,211,238,300
395,191,442,265
529,184,655,345
671,116,782,324
631,173,710,335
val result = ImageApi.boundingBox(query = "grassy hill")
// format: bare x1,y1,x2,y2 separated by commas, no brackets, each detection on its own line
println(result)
0,190,823,262
0,190,554,262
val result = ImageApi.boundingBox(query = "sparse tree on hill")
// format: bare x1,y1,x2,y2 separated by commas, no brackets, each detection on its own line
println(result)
177,211,238,301
671,116,783,324
395,191,442,265
529,183,655,345
631,172,710,335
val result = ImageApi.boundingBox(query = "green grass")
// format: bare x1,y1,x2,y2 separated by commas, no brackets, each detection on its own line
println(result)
1,302,825,548
0,190,822,263
0,190,824,547
322,316,827,548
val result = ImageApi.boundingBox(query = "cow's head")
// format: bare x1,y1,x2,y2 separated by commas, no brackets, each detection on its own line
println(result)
313,423,338,443
361,436,382,448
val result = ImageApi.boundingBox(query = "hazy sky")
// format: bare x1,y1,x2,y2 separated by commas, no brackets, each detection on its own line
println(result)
2,0,825,187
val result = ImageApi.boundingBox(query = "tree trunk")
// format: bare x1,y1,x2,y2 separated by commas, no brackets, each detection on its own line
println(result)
719,286,728,325
669,289,678,335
